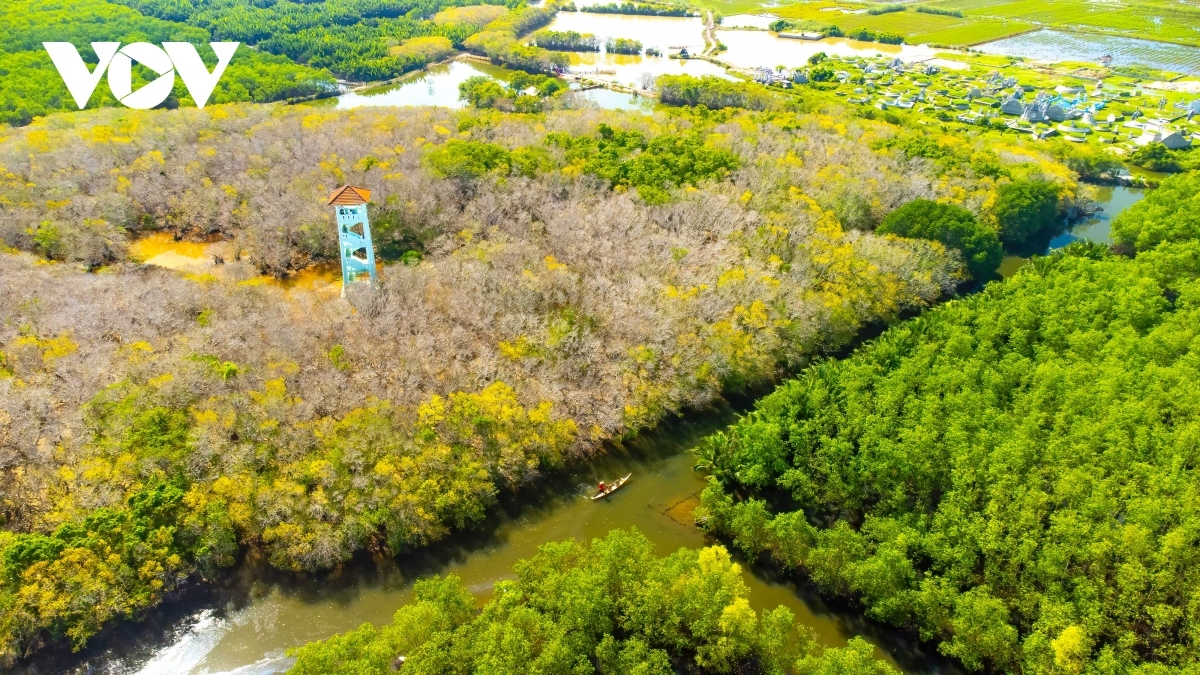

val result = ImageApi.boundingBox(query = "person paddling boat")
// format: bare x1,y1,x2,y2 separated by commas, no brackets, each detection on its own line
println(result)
591,473,631,500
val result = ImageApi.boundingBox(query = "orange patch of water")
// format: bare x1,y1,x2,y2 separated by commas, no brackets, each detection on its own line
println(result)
128,232,211,263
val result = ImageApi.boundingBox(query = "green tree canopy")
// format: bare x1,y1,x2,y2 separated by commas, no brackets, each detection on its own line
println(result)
877,198,1002,280
1112,171,1200,251
459,75,507,108
698,241,1200,674
991,179,1060,246
287,529,901,674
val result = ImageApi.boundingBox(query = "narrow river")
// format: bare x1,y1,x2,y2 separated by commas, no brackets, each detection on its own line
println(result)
20,401,953,675
17,6,1176,671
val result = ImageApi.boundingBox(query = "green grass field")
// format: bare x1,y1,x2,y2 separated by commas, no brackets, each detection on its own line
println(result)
768,2,1033,45
698,0,1200,47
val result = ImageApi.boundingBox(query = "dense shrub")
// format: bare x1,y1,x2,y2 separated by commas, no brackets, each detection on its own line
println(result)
459,75,507,108
287,529,901,675
877,199,1002,280
991,179,1061,245
0,103,1032,659
916,5,964,16
866,4,905,15
1112,171,1200,251
547,124,740,204
1128,142,1188,173
656,74,773,110
0,0,335,126
698,242,1200,674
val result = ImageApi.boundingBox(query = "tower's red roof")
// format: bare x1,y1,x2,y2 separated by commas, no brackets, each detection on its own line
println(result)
327,185,371,206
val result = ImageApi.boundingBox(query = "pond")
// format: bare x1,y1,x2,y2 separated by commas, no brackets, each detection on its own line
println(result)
127,232,342,290
547,10,706,53
976,29,1200,75
567,50,734,88
1046,185,1145,249
330,60,512,110
20,403,954,675
322,53,714,112
573,84,657,110
715,30,939,69
1000,184,1145,277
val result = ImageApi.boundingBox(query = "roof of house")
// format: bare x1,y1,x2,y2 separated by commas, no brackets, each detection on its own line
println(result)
327,185,371,206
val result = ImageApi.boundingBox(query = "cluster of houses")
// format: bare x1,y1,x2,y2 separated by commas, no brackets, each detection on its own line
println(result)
751,54,1197,150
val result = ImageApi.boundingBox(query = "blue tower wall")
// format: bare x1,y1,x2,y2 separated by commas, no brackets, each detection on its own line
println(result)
335,203,378,287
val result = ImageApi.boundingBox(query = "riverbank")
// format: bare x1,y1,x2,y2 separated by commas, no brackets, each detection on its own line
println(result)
12,395,957,675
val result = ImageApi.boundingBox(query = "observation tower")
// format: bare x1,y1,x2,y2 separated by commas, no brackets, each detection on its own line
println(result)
327,185,377,293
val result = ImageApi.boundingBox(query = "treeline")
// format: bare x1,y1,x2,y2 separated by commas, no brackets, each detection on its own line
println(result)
458,71,565,111
287,529,900,674
1112,171,1200,251
656,74,775,111
533,29,601,52
866,3,905,14
697,230,1200,673
916,5,965,17
0,0,336,126
606,37,643,55
767,18,902,43
579,2,695,16
113,0,521,82
0,104,983,660
844,27,904,44
463,4,567,73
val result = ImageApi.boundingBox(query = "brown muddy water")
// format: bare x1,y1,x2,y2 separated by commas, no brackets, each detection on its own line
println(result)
18,400,956,675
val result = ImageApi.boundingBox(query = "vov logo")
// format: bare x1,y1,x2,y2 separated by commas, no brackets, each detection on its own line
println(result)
43,42,240,110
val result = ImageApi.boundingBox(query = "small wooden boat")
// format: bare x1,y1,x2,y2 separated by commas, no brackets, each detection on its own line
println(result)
591,473,632,500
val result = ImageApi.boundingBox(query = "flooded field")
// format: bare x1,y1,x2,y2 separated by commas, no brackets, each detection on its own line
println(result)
22,405,952,675
715,30,939,69
720,13,778,29
976,29,1200,75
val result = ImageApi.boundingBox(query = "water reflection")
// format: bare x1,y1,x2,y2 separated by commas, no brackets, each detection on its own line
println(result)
1000,185,1145,278
22,402,955,675
567,50,734,87
333,60,512,110
1046,185,1145,249
547,11,706,53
